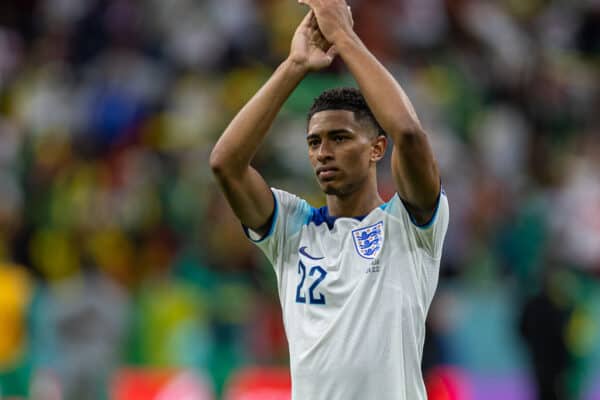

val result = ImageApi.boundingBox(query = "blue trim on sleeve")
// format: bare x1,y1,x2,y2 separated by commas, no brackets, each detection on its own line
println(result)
379,200,391,212
400,189,445,230
243,190,279,243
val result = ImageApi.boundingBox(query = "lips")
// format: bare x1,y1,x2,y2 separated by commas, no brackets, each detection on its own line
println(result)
316,166,338,179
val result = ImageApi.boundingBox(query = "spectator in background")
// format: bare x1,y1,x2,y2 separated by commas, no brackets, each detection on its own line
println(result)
0,0,597,398
520,265,574,400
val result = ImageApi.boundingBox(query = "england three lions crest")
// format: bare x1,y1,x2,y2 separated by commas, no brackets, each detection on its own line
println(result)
352,221,384,259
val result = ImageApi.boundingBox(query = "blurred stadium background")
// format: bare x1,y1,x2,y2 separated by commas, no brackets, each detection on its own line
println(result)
0,0,598,399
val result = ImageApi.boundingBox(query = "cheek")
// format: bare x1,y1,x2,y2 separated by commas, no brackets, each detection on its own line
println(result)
344,149,371,171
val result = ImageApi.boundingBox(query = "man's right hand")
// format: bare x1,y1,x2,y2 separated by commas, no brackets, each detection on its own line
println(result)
288,10,337,72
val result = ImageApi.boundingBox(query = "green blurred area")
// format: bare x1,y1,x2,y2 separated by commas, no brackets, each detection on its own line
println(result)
0,0,598,398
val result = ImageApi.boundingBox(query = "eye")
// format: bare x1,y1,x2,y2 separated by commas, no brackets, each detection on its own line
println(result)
307,139,320,148
333,135,346,143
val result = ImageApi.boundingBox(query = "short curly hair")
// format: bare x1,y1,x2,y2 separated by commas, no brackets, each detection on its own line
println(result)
307,87,386,137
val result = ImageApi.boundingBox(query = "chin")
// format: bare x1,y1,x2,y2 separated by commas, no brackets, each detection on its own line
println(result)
323,186,338,195
318,182,336,195
320,178,365,197
321,183,348,196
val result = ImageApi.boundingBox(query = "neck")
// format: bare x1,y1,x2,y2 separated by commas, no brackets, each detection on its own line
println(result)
326,178,383,217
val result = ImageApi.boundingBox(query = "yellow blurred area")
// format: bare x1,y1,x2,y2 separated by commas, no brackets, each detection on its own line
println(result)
29,229,80,281
88,229,137,286
0,264,32,369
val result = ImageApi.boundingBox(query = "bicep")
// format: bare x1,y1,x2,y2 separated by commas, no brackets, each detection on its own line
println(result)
391,128,440,224
213,166,275,236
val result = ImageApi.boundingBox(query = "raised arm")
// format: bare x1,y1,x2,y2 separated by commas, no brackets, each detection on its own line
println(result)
301,0,440,224
209,11,337,235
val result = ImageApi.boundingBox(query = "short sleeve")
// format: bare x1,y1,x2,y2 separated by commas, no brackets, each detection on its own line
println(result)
244,188,313,267
383,190,449,259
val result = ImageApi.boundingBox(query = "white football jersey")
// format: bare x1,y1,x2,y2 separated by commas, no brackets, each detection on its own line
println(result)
246,188,449,400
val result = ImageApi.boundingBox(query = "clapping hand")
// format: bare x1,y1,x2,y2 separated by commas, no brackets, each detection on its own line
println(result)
289,10,338,72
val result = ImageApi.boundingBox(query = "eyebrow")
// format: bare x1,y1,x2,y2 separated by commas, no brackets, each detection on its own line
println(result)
306,129,354,141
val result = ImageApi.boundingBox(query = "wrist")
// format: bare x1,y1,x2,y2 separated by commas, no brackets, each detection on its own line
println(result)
330,29,361,52
283,56,310,76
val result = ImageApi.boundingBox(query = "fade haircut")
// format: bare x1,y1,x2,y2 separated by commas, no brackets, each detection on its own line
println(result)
307,87,387,137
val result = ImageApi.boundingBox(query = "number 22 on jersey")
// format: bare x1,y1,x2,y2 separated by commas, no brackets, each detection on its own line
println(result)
295,261,327,305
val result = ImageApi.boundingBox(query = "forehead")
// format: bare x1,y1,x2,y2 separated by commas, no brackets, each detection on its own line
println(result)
307,110,361,135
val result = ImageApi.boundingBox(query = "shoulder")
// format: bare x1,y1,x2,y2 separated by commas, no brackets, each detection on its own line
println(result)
272,188,312,215
383,190,449,258
270,188,316,233
382,189,448,228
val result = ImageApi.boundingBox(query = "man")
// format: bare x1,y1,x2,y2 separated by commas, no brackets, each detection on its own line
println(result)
210,0,449,398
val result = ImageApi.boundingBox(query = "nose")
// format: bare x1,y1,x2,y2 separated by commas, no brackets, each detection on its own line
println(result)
316,140,333,162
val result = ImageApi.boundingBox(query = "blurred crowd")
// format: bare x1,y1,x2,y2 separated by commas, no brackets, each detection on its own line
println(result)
0,0,598,399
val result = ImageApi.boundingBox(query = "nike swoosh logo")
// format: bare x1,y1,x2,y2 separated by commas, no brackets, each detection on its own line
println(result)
299,246,324,260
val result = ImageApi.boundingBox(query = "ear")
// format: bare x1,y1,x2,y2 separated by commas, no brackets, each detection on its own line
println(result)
370,135,387,163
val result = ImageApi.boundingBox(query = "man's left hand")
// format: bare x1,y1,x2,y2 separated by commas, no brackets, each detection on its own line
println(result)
298,0,354,45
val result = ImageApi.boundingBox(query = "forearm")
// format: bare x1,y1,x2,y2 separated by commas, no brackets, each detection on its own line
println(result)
210,59,307,175
336,30,440,212
333,32,422,138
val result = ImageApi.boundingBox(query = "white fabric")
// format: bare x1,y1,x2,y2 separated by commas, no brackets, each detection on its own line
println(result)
247,188,449,400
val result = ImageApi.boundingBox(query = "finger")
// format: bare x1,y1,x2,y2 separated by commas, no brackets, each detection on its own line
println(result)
310,26,324,42
299,9,314,28
309,25,329,50
309,10,319,29
347,5,354,27
298,0,314,7
325,45,338,62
